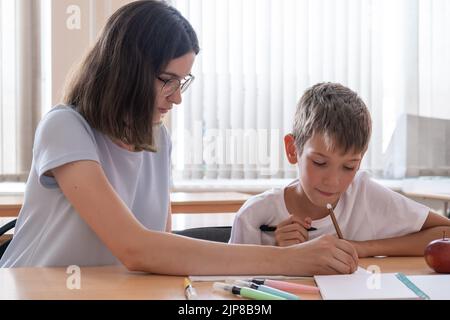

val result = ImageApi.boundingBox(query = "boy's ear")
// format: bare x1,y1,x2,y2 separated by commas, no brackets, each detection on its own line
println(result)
284,134,298,165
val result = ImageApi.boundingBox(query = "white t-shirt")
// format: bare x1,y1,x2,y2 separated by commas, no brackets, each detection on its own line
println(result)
0,105,172,267
229,171,430,245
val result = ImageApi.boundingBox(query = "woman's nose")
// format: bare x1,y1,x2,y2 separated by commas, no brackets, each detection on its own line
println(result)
168,88,182,105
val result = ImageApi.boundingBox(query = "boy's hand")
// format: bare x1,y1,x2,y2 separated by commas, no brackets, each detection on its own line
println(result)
275,215,313,247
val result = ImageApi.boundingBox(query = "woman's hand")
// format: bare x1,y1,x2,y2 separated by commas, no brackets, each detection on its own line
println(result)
285,234,359,275
275,215,313,247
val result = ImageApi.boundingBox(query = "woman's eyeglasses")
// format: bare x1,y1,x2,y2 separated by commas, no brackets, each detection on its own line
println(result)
157,74,195,97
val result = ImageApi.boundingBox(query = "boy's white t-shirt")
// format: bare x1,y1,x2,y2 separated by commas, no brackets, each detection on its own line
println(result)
229,171,430,245
0,105,172,267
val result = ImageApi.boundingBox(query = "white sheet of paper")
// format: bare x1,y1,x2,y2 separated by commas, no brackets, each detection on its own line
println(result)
314,272,420,300
408,275,450,300
354,266,370,275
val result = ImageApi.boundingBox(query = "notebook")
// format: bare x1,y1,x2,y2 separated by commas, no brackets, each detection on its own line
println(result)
314,272,450,300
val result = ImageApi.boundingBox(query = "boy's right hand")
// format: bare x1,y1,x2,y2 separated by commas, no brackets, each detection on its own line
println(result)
275,215,312,247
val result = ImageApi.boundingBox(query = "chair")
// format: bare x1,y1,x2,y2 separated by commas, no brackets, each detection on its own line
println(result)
0,219,16,259
173,226,231,243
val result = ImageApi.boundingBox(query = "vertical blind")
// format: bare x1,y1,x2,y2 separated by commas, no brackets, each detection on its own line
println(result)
0,0,127,182
171,0,450,182
0,0,18,181
0,0,41,182
0,0,449,182
0,0,42,181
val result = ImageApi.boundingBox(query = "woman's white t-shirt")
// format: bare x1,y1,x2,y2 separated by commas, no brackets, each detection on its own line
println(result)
229,171,430,245
0,105,172,267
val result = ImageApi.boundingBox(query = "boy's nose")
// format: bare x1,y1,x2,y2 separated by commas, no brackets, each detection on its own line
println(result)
323,173,340,188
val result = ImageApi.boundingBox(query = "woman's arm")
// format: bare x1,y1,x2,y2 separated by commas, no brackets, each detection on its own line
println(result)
53,160,359,276
351,212,450,258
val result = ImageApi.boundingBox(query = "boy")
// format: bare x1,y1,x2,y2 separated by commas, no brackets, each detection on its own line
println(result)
230,82,450,257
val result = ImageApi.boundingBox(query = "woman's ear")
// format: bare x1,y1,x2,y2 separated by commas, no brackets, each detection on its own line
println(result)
284,134,298,165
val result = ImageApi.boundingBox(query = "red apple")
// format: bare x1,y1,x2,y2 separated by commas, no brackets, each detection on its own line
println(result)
424,234,450,273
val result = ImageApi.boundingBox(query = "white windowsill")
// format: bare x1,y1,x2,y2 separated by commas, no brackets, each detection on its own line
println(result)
0,182,27,195
172,177,450,195
0,177,449,196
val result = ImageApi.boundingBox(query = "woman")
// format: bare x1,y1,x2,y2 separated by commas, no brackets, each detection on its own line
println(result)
0,0,358,276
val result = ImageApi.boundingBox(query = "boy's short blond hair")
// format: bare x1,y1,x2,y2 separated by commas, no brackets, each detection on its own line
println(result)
293,82,372,155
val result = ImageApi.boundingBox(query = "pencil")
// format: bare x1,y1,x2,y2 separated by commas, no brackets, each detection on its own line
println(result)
184,278,198,300
260,225,317,232
326,203,343,239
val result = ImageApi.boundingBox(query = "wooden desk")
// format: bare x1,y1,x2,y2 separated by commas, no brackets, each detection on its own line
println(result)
0,192,251,218
2,190,449,217
170,192,251,214
0,257,435,300
402,191,450,217
0,195,22,217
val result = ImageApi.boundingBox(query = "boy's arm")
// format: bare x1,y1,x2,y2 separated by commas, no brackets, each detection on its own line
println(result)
351,211,450,258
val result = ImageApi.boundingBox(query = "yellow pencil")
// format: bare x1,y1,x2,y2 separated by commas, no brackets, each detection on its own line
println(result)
184,278,198,300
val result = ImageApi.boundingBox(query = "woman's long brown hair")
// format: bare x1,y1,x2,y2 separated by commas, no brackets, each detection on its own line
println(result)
64,0,199,152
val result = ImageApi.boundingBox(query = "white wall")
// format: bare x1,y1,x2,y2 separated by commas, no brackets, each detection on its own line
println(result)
51,0,136,105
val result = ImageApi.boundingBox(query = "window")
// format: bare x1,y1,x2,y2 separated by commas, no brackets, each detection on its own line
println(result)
0,0,18,181
171,0,450,183
0,0,449,185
